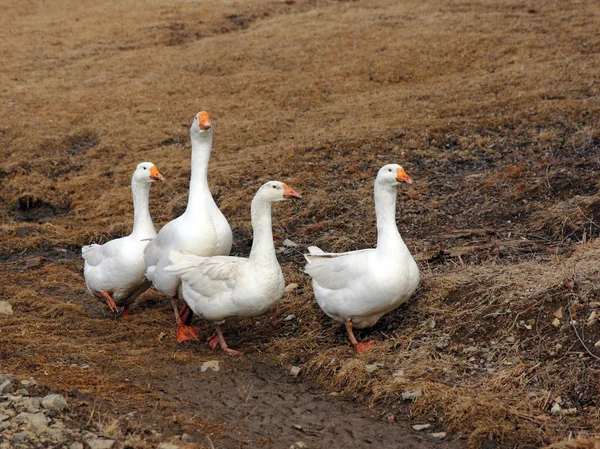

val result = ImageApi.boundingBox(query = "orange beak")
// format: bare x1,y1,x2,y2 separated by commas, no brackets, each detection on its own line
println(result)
282,184,302,199
198,111,211,131
396,167,413,184
149,166,165,181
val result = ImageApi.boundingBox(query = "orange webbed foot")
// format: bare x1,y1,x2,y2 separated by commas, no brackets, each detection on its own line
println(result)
223,347,243,357
355,341,376,353
176,324,200,343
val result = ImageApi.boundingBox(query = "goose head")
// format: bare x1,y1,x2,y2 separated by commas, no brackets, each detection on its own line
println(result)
191,111,212,137
257,181,302,203
376,164,413,187
133,162,165,183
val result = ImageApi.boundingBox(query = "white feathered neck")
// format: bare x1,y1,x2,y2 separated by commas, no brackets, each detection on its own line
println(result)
130,176,155,239
185,128,213,214
374,179,409,258
248,195,277,267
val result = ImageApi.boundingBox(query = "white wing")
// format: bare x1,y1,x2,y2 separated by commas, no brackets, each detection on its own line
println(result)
165,250,248,297
304,246,374,291
81,244,105,266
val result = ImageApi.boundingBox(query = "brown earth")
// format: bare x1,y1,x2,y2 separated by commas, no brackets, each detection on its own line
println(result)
1,0,600,447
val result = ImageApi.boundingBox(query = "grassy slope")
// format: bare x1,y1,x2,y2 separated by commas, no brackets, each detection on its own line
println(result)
1,0,600,447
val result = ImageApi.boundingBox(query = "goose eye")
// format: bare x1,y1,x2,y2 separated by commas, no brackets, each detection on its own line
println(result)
272,185,277,189
143,167,147,170
388,168,392,172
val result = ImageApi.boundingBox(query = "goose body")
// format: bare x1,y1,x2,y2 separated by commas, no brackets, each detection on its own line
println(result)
305,164,419,351
166,181,301,355
82,162,164,317
143,111,233,341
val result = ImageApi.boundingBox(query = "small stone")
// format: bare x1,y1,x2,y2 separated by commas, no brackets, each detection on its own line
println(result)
290,366,301,377
429,432,447,439
86,439,115,449
550,403,562,414
506,336,516,344
200,361,223,373
283,239,298,248
16,389,29,396
412,424,431,431
0,379,14,394
401,390,423,401
289,442,309,449
595,340,600,348
285,283,299,293
70,443,84,449
284,314,296,321
553,307,564,319
435,340,448,350
15,412,49,433
365,364,379,373
0,413,9,422
0,301,13,315
587,311,597,325
0,374,13,384
42,394,68,412
181,433,193,442
157,444,179,449
589,302,600,309
428,320,436,329
392,369,404,378
552,318,560,327
12,430,35,443
21,378,37,387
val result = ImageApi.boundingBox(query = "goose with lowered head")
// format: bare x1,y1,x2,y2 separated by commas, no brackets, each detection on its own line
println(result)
304,164,419,352
82,162,164,318
165,181,302,356
144,111,233,342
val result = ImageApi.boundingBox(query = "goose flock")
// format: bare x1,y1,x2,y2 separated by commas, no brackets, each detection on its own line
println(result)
82,111,419,354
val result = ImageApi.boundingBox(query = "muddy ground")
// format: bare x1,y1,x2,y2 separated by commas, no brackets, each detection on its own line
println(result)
1,0,600,447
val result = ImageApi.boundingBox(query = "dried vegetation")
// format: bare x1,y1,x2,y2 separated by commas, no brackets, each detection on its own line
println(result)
1,0,600,447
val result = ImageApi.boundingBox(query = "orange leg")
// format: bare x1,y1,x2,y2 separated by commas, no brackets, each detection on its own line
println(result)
120,305,131,320
207,331,219,350
345,320,375,353
172,296,200,343
179,304,192,325
213,325,242,357
93,291,118,313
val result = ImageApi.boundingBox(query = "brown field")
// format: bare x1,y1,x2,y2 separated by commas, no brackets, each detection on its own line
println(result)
1,0,600,447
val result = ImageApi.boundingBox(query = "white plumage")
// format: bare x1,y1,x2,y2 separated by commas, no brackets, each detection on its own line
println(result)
304,164,420,352
82,162,164,317
143,111,233,342
165,181,301,355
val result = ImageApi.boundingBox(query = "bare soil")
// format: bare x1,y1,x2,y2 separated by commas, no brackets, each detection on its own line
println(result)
1,0,600,447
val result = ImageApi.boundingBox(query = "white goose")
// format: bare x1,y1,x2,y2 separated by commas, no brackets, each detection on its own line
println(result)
82,162,164,318
165,181,302,356
304,164,419,352
144,111,233,342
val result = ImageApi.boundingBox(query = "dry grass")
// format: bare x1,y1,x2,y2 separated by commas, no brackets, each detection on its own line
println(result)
1,0,600,447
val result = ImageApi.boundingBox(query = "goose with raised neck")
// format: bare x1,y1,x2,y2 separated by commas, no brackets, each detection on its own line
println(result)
143,111,233,343
304,164,420,352
165,181,301,356
82,162,164,318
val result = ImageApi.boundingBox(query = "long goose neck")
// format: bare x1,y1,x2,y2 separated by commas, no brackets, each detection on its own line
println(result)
374,181,404,255
130,180,155,238
249,197,277,266
186,131,212,212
